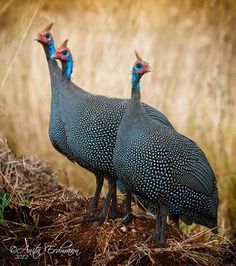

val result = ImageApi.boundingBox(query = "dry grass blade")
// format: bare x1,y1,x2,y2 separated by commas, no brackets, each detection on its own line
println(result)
0,0,14,16
127,241,155,265
0,0,42,92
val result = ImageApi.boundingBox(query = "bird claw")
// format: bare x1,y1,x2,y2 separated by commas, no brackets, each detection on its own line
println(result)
110,209,119,220
81,212,99,223
156,240,166,248
122,213,136,225
81,211,107,225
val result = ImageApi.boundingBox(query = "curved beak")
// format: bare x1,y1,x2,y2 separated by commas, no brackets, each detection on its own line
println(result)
144,64,152,73
34,34,40,42
146,66,152,73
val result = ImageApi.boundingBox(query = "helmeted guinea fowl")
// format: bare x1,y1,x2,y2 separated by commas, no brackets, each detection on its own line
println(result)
35,24,107,215
35,23,74,161
51,39,119,219
52,40,178,225
113,52,219,246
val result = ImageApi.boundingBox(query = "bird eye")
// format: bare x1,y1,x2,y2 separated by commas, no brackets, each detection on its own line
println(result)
45,33,50,39
136,63,142,68
62,50,68,56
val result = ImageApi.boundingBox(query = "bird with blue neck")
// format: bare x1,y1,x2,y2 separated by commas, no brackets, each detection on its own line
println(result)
34,23,75,162
51,39,73,80
113,51,218,247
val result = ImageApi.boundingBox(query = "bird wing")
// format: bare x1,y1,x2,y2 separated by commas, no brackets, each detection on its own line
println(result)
142,103,175,130
175,136,216,196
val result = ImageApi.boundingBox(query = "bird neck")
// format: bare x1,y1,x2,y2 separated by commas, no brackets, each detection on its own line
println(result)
42,40,60,91
43,41,56,61
61,55,73,80
131,72,141,102
124,72,144,127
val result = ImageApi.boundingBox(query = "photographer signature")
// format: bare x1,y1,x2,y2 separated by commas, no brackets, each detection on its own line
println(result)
9,240,81,260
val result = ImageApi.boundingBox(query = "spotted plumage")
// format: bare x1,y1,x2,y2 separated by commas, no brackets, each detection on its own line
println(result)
35,23,74,161
113,52,219,246
36,26,106,215
53,41,176,224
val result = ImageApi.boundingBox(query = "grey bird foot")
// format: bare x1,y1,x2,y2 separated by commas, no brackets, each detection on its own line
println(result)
81,211,100,223
154,231,166,248
92,213,107,226
109,200,119,220
82,211,107,225
83,210,119,223
110,208,119,220
156,240,166,248
122,213,136,225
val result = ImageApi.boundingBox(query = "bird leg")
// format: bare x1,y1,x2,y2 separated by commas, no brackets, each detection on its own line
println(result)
96,178,116,225
123,189,136,224
111,184,119,219
154,204,160,241
91,174,104,213
82,174,104,221
82,178,117,224
155,202,167,247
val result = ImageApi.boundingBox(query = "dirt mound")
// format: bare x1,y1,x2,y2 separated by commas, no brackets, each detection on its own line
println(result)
0,139,62,198
0,139,235,265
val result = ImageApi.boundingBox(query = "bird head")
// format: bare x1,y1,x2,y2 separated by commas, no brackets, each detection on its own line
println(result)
133,51,152,76
51,39,71,62
35,22,54,45
132,51,151,87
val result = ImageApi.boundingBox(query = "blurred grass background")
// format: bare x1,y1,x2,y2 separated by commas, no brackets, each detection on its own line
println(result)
0,0,235,238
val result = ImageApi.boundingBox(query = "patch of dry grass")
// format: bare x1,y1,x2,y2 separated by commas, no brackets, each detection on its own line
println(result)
0,139,235,265
0,0,236,238
0,138,62,204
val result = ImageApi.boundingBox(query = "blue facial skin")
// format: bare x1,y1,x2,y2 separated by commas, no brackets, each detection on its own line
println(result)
51,50,73,80
132,64,143,89
65,54,73,79
48,41,56,58
57,51,73,80
41,35,55,61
